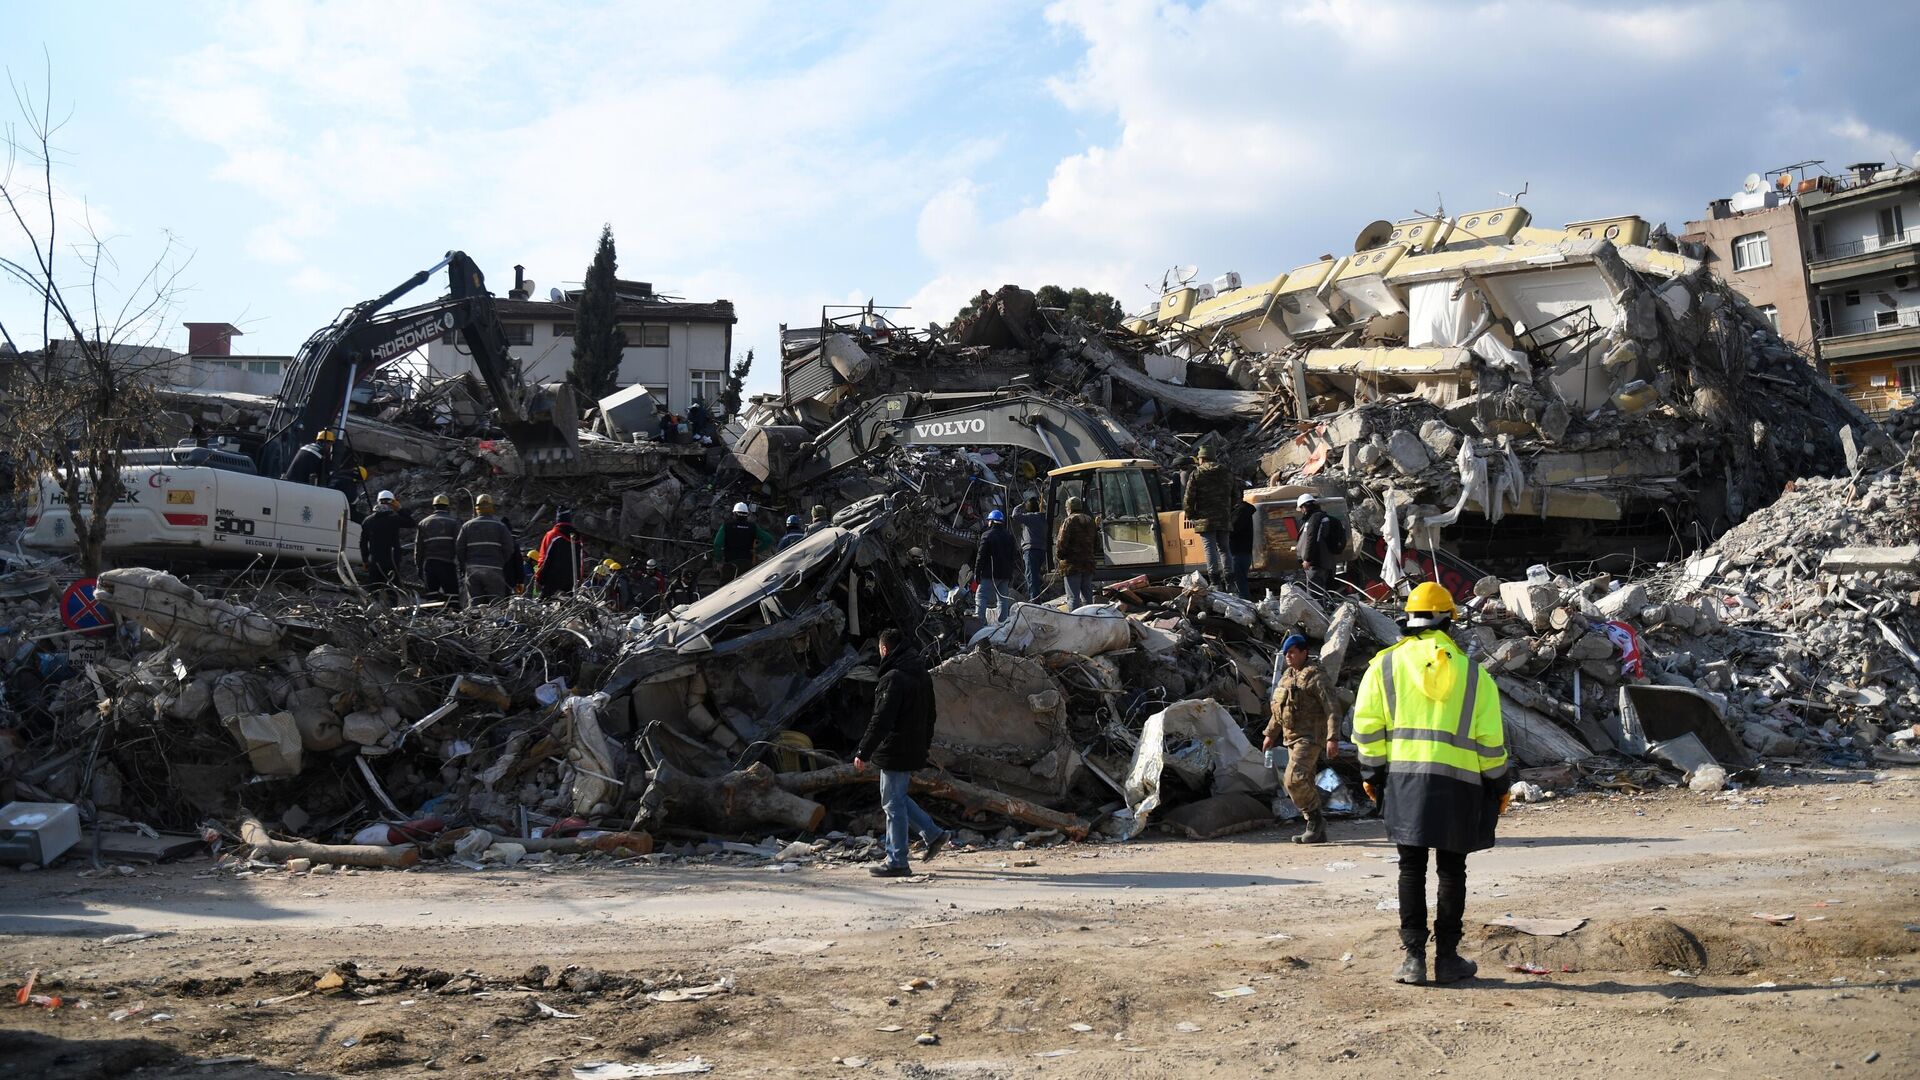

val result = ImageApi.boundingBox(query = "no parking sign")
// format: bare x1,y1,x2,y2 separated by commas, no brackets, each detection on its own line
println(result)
60,578,112,636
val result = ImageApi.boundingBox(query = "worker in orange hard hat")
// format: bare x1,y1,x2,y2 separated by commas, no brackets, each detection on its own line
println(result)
1351,581,1508,987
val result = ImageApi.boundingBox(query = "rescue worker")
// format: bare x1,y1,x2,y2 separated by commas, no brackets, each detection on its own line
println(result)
804,505,832,536
415,495,461,601
667,566,700,608
358,490,416,597
536,510,585,595
1182,445,1239,587
1228,495,1256,600
1011,495,1051,600
1054,496,1100,610
595,560,633,611
712,502,774,582
523,548,542,593
1297,493,1345,596
973,509,1019,624
632,558,670,614
1262,634,1341,844
281,429,335,484
455,494,519,604
777,514,808,551
1353,582,1509,986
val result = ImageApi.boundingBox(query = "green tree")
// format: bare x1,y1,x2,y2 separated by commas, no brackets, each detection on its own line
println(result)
1034,284,1124,329
720,348,752,419
951,285,1124,329
567,224,625,399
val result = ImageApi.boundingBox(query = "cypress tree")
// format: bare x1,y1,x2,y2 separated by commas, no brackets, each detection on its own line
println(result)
568,224,626,398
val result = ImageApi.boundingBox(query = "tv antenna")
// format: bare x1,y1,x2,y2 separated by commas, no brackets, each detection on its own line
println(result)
1497,181,1529,204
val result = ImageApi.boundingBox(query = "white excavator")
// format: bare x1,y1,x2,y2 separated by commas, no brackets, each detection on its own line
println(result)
23,252,576,566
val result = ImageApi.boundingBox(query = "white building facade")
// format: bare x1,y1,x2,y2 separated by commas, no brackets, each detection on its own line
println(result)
423,286,737,412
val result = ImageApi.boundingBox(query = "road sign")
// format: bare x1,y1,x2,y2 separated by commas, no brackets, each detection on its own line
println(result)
60,578,111,635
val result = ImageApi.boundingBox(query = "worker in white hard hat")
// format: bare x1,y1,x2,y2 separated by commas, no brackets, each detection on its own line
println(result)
1295,492,1347,597
358,488,416,600
712,500,774,583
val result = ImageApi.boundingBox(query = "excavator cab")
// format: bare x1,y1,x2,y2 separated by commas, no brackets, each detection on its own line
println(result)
1046,459,1169,571
1046,461,1349,581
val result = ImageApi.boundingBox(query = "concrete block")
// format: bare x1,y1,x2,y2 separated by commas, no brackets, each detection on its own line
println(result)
1820,545,1920,573
1418,419,1460,460
1593,583,1649,621
1499,581,1559,631
1383,430,1432,476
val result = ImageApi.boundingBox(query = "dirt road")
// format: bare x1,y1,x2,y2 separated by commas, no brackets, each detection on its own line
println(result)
4,773,1918,1078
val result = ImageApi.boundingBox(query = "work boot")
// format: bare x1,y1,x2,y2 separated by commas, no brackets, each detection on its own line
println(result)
1291,810,1327,844
868,864,912,879
1432,951,1478,984
922,831,949,862
1394,950,1427,986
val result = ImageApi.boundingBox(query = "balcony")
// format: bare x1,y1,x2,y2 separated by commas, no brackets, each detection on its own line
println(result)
1819,304,1920,362
1808,225,1920,284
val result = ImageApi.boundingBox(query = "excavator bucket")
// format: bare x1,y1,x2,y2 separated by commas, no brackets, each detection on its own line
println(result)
734,423,813,483
504,382,581,468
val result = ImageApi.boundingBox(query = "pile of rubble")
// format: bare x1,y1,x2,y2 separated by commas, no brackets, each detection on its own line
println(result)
8,202,1920,873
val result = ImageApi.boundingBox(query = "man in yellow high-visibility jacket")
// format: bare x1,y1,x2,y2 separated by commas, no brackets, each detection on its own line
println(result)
1352,581,1508,987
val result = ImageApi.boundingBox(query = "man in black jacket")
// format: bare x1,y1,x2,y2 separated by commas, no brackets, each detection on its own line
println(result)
359,490,415,598
973,510,1019,623
854,629,949,878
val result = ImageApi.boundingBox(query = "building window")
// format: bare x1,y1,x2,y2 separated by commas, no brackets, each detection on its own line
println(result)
629,324,670,348
1879,205,1906,241
1759,304,1779,331
1844,290,1860,306
246,360,281,375
644,384,668,408
1817,296,1834,335
552,323,574,337
1811,223,1825,255
1898,362,1920,390
690,369,725,406
502,323,535,346
1731,231,1771,271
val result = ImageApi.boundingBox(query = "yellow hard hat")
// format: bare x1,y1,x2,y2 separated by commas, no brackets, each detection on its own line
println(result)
604,560,622,571
433,494,451,508
316,430,336,442
527,549,541,560
474,494,495,512
1405,581,1456,617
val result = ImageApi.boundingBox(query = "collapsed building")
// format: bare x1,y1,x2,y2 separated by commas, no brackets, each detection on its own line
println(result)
3,199,1917,872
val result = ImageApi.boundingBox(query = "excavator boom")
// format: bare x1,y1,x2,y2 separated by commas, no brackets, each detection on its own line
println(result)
740,393,1133,487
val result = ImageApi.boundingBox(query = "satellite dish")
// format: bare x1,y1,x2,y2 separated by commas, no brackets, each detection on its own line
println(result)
1353,219,1394,252
549,287,565,303
1911,150,1920,171
1175,265,1199,285
1742,173,1762,193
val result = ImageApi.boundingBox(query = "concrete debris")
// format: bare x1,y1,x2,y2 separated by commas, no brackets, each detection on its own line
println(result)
6,201,1919,871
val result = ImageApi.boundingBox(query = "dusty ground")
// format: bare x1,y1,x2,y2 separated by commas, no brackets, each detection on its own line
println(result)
4,771,1919,1079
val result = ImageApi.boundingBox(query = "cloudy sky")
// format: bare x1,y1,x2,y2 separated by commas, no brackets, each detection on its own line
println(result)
3,0,1915,393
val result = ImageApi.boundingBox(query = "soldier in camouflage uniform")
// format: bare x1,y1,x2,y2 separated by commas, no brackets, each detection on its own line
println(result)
1263,633,1342,844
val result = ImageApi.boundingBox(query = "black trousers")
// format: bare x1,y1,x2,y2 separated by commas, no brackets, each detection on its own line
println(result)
1397,844,1468,954
420,559,459,600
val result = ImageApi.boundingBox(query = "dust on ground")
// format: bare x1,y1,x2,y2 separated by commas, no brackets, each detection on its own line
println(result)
4,775,1918,1079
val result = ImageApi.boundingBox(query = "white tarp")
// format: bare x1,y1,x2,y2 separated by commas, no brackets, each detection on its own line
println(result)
1120,699,1275,838
972,602,1132,657
1406,280,1471,348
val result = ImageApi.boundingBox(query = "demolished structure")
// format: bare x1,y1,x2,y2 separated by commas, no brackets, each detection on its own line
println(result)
3,199,1918,872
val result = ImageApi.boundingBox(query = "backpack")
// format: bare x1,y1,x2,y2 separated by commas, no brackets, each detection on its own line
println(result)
1315,511,1349,557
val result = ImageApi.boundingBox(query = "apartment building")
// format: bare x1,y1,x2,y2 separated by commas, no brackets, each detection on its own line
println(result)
1800,162,1920,415
424,268,737,412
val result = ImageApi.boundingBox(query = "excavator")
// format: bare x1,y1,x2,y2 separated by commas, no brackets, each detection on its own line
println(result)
736,391,1345,582
24,252,577,565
